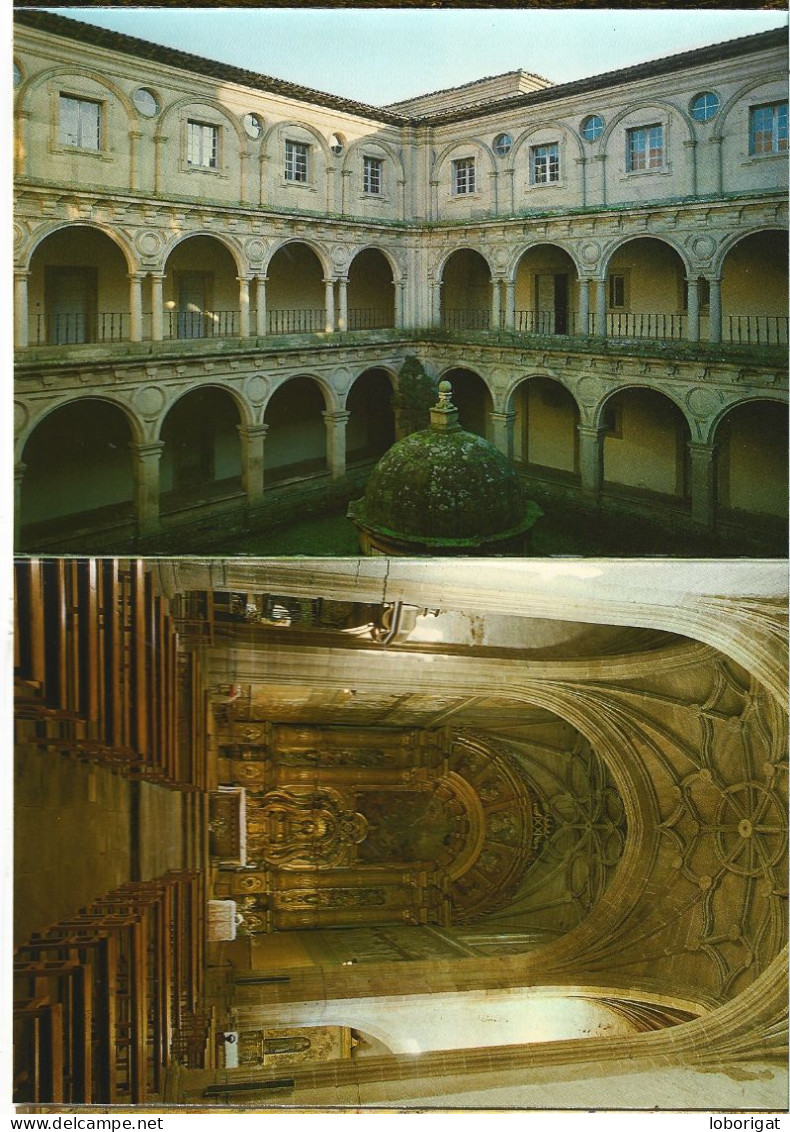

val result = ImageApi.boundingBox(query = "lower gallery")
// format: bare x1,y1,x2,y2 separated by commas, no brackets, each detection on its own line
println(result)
12,557,788,1110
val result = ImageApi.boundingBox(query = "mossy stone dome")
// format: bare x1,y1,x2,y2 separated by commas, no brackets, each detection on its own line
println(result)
348,381,538,548
356,427,526,540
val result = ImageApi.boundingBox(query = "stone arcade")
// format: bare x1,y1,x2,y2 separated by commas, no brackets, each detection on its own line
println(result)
12,12,789,555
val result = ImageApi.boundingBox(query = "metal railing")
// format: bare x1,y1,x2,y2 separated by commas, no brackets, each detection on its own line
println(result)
166,310,240,339
441,309,491,331
347,308,392,331
29,312,129,345
267,308,325,334
724,315,789,346
514,309,582,336
599,312,686,340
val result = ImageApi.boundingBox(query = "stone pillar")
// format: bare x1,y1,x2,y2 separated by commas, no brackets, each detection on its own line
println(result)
490,411,516,461
323,278,335,334
151,274,165,342
238,276,251,338
504,280,516,332
322,410,351,479
393,280,404,329
577,425,606,497
14,270,29,349
491,278,501,331
255,275,267,337
238,424,269,506
578,278,590,337
433,280,443,328
595,279,607,338
130,441,164,538
337,277,348,332
685,278,700,344
688,441,717,530
708,278,722,344
128,273,144,343
14,462,26,549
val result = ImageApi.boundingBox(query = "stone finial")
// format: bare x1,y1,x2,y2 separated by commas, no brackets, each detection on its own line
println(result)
430,379,461,432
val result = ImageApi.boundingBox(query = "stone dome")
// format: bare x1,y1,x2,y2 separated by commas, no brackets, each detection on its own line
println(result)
348,380,541,554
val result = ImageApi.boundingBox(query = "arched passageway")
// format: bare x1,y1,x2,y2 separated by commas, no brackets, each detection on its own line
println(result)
511,377,580,478
164,236,241,339
20,399,135,538
721,231,789,345
604,238,687,340
346,369,395,465
601,388,690,500
28,227,130,344
715,400,788,520
441,250,491,331
347,250,395,330
514,245,580,335
443,368,492,438
267,243,326,334
264,377,328,484
160,388,243,502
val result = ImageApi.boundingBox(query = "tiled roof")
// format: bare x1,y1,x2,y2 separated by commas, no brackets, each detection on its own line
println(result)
14,10,788,128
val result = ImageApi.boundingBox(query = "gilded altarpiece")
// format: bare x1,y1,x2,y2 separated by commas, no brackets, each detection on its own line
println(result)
211,717,550,932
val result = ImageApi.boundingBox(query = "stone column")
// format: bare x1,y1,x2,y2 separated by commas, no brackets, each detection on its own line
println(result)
255,275,267,337
393,280,404,329
128,273,144,343
14,270,29,349
337,277,348,332
238,424,269,506
433,279,443,328
688,441,717,530
577,425,606,497
491,278,501,331
595,279,607,338
708,278,722,344
150,274,165,342
130,441,164,538
14,462,26,549
504,280,516,332
323,278,335,334
685,278,700,344
238,276,251,338
578,278,590,337
322,410,351,479
490,411,516,461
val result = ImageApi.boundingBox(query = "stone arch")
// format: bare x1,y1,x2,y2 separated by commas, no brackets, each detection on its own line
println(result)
713,71,789,143
600,233,691,279
712,396,788,521
345,367,396,466
433,137,497,183
439,248,494,331
506,240,582,281
263,374,332,484
347,243,402,285
342,138,406,185
346,247,397,329
439,366,494,439
23,219,137,274
161,229,246,277
265,118,333,163
599,98,694,151
716,228,788,347
507,373,582,476
18,395,139,542
19,63,136,122
158,384,245,501
510,242,584,335
156,381,254,437
596,384,693,502
510,119,586,166
160,233,246,339
156,94,247,149
600,236,691,341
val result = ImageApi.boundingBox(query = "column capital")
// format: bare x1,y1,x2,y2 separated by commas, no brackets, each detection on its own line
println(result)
237,423,270,440
128,440,165,459
322,409,351,425
490,410,516,424
577,423,608,439
687,441,718,458
128,271,145,283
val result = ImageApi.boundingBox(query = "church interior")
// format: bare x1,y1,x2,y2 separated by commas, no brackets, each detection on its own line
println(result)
12,555,788,1110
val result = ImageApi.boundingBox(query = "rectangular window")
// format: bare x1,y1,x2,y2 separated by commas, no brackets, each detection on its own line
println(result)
452,157,475,195
531,143,560,184
609,275,625,309
627,124,663,172
59,95,101,150
187,120,218,169
363,156,383,195
749,102,788,155
285,140,309,182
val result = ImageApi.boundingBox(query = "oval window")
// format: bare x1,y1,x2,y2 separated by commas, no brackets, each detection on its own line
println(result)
581,115,604,142
493,132,512,156
243,112,263,139
690,92,720,122
133,87,159,117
